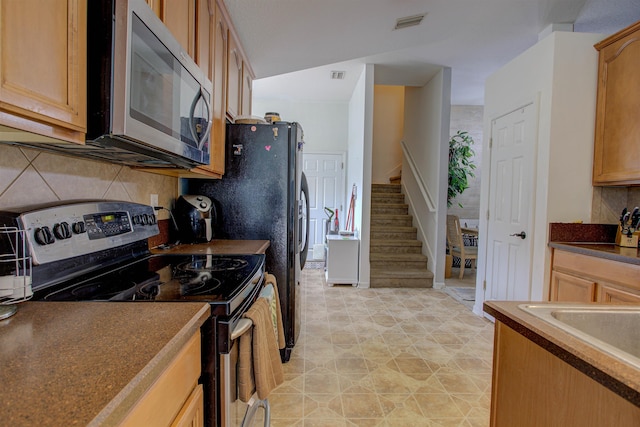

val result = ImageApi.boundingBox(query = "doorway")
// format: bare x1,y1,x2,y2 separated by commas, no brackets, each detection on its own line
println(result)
302,153,346,260
483,102,537,302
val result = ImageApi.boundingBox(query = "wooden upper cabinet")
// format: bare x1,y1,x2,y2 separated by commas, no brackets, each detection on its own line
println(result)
160,0,196,59
242,64,253,116
593,20,640,185
226,33,242,121
0,0,86,144
196,0,214,81
209,2,228,175
145,0,162,18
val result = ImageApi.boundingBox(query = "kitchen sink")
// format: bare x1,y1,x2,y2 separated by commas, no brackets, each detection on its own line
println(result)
519,304,640,369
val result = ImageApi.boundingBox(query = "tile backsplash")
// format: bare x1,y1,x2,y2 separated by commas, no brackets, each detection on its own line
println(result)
0,145,178,220
592,186,640,224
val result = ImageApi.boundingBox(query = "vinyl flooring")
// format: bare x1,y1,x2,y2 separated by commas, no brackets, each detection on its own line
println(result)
252,266,494,426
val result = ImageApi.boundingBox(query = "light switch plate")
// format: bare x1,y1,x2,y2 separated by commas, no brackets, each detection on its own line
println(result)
150,194,158,208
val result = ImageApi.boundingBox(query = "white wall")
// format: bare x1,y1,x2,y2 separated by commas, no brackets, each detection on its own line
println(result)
372,86,404,184
402,68,452,287
251,99,349,153
347,65,373,287
477,31,603,314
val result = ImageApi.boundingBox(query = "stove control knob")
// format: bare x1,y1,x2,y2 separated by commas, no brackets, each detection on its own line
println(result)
132,215,141,225
72,221,86,234
34,226,55,245
148,214,157,225
53,222,72,239
141,214,149,225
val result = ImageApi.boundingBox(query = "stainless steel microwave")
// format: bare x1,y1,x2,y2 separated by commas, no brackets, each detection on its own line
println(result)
85,0,212,168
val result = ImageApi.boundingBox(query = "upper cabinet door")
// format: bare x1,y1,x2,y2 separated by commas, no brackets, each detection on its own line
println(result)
160,0,196,58
226,33,242,121
242,64,253,116
0,0,86,143
196,0,214,80
593,20,640,185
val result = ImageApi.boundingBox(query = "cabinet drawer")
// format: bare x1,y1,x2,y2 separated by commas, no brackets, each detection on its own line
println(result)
552,250,640,291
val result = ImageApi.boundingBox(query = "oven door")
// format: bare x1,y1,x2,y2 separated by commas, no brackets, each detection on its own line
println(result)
112,0,212,164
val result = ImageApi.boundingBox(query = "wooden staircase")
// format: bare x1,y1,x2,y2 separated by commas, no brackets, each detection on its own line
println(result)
369,184,434,288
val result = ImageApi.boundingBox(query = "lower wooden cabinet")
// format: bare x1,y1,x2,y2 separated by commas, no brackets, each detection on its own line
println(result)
550,270,597,302
120,332,203,427
599,282,640,303
550,249,640,303
491,321,640,426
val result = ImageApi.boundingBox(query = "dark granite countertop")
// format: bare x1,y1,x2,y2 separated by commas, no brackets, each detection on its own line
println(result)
484,300,640,407
0,301,210,426
547,222,640,265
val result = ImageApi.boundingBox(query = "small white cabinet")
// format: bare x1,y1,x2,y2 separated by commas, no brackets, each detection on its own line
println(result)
325,235,359,286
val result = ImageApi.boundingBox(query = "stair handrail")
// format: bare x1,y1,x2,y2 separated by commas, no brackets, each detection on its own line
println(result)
400,140,436,212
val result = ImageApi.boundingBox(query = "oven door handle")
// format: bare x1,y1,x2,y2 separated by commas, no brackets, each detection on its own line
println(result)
230,318,253,341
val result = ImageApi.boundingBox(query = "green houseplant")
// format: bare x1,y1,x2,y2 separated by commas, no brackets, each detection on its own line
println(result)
448,130,476,208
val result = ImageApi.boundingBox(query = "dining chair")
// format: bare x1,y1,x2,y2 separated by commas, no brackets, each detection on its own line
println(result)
446,214,478,279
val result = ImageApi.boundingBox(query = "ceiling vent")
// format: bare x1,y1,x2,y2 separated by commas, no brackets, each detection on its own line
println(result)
330,70,346,80
394,13,426,30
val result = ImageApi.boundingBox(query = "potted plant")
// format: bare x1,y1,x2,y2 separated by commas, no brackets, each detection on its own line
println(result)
446,130,475,278
448,130,476,208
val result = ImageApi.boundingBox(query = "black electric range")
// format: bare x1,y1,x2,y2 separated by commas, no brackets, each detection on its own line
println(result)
35,252,264,316
0,200,265,427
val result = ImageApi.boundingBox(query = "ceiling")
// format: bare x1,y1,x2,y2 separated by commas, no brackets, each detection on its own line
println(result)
223,0,640,105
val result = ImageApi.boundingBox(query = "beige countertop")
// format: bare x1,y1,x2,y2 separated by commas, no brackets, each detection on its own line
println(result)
0,301,210,426
484,300,640,407
151,239,270,255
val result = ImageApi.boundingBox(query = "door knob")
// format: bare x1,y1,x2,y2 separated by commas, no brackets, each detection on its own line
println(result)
510,231,526,239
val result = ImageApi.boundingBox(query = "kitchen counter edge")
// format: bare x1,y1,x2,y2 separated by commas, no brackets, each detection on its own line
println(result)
151,239,270,255
484,300,640,407
549,242,640,265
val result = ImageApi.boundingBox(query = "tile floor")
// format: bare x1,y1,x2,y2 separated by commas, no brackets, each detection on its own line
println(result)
260,266,495,426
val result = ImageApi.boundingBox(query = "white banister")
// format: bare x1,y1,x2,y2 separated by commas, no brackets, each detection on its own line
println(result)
400,140,436,212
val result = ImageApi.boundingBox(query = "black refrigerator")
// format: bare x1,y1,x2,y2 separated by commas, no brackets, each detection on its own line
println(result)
186,121,309,361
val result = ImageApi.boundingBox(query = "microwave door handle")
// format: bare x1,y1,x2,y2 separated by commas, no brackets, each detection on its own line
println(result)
200,90,212,150
189,87,212,151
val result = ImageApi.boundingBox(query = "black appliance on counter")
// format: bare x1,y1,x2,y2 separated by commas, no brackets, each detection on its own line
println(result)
186,121,309,361
174,194,217,243
0,200,264,427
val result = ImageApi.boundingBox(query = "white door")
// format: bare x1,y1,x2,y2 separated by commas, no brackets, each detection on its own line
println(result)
303,153,345,259
484,103,536,301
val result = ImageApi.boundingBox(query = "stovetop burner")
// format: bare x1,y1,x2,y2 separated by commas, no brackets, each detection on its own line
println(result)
35,253,265,316
177,257,249,273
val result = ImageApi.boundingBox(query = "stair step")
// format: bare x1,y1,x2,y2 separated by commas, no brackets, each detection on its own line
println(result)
370,215,413,227
369,183,429,288
389,175,401,184
371,226,417,240
370,268,434,288
371,204,408,215
370,253,427,269
370,239,422,253
372,184,401,194
372,193,405,203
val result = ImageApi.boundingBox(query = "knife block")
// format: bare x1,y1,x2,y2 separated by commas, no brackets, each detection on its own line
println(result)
615,225,639,247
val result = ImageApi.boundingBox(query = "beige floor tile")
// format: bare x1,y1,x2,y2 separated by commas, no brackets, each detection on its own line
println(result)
266,267,493,426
